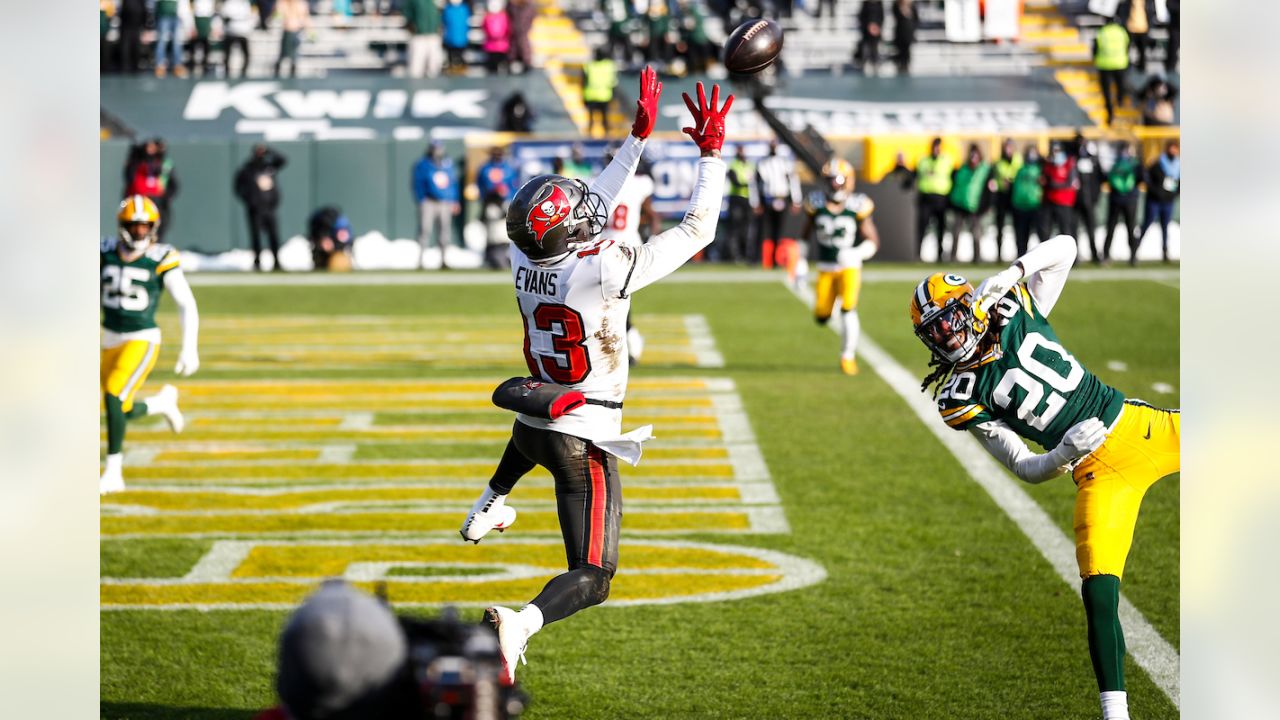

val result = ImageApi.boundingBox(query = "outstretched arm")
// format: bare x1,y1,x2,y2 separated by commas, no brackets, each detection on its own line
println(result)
970,417,1108,484
588,65,662,214
975,234,1076,317
602,82,731,298
164,268,200,376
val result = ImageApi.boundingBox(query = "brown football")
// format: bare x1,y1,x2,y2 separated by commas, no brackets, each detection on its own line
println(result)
722,18,784,74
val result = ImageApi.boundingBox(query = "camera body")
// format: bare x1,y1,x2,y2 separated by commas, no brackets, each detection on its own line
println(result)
400,609,529,720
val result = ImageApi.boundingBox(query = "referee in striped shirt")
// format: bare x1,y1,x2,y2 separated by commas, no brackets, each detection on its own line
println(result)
755,139,802,268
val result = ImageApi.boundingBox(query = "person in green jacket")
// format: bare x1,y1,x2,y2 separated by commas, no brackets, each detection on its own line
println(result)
1010,145,1046,257
1103,141,1140,266
947,143,993,263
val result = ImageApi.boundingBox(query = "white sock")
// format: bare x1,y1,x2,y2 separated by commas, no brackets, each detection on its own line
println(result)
841,310,861,359
470,486,506,515
104,453,123,474
519,604,544,636
1100,690,1129,720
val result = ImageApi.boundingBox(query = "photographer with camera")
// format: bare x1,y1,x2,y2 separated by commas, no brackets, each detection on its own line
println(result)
255,581,526,720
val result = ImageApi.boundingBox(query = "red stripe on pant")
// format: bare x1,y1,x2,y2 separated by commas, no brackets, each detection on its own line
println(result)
586,447,607,567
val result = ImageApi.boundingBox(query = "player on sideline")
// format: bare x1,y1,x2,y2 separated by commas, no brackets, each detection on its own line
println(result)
909,234,1179,720
800,169,879,375
458,68,732,685
596,143,660,366
100,196,200,494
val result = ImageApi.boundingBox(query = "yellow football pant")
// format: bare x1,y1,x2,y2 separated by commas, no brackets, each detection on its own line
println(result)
101,339,160,413
814,268,861,321
1072,401,1180,579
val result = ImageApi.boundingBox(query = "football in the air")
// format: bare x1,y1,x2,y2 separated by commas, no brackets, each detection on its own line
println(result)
722,18,784,74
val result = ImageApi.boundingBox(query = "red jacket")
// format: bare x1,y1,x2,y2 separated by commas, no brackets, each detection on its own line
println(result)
1042,157,1079,207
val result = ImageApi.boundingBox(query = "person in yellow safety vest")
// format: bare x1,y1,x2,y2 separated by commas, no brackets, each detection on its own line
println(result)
893,137,954,260
582,47,618,137
722,144,759,263
1093,17,1130,126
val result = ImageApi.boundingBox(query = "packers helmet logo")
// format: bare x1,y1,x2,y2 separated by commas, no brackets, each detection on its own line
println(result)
943,273,966,286
526,184,573,244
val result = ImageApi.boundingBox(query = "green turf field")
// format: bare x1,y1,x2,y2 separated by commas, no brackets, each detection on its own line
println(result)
101,266,1179,719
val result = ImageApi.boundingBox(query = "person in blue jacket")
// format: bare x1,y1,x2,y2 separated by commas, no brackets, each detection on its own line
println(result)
442,0,471,72
475,146,520,269
412,141,461,270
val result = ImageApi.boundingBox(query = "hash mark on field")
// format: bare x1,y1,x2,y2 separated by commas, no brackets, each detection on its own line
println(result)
1152,382,1176,394
318,445,357,463
1107,360,1129,372
785,278,1181,708
338,413,374,430
683,315,725,367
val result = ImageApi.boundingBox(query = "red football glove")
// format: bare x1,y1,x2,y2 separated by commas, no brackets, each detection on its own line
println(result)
681,82,733,154
631,65,663,139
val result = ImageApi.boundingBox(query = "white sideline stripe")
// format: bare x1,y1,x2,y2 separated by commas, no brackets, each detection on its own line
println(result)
318,445,357,463
184,268,1178,288
182,541,254,582
683,314,725,368
784,279,1181,708
337,413,374,430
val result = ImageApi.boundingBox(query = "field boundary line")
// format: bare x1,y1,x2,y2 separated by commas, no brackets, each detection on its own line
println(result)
783,278,1180,708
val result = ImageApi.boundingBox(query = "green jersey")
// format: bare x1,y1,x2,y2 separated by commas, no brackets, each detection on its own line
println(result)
100,237,181,334
808,194,874,268
935,283,1124,449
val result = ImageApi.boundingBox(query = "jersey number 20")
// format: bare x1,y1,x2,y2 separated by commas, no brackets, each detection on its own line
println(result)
522,303,591,385
992,332,1084,431
102,266,151,312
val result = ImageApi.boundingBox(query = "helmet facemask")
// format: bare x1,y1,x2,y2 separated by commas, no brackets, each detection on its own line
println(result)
915,300,983,364
119,220,157,253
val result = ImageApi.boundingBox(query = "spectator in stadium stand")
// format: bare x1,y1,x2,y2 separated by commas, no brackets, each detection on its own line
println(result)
1071,132,1103,263
1164,0,1179,73
483,1,511,73
603,0,633,63
498,90,535,132
891,0,917,76
153,0,190,78
946,143,992,264
234,144,288,271
991,138,1021,254
403,0,444,78
812,0,836,27
187,0,216,77
1134,140,1179,263
475,146,519,269
724,144,758,264
1009,145,1045,257
1092,15,1129,126
679,1,711,75
1040,141,1080,253
1116,0,1155,72
274,0,311,78
754,139,802,269
892,137,953,261
222,0,256,78
412,141,461,270
124,139,180,242
442,0,471,72
854,0,884,76
1104,141,1140,267
644,0,671,65
1138,74,1178,126
508,0,536,74
582,47,618,137
256,0,276,30
116,0,146,74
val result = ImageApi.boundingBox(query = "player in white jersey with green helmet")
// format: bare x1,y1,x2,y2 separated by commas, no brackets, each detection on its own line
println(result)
100,195,200,494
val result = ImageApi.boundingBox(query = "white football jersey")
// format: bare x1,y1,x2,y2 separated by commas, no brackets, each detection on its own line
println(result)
598,174,655,246
510,239,635,442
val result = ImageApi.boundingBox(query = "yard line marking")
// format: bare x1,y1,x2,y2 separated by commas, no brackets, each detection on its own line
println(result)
182,541,255,582
124,447,159,466
683,315,725,367
318,445,357,463
338,413,374,430
785,278,1180,708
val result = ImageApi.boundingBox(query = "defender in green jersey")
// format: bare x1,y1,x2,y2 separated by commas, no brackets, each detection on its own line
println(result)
909,235,1179,720
100,195,200,495
800,173,879,375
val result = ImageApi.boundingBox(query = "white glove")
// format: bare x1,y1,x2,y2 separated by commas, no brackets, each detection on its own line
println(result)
975,266,1023,314
1054,417,1108,461
836,243,876,267
175,347,200,377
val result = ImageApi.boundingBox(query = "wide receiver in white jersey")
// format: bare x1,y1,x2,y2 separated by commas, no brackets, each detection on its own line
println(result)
458,68,732,685
597,146,660,365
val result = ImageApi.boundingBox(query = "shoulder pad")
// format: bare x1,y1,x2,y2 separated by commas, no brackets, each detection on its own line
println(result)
146,243,175,262
100,236,118,254
849,194,874,218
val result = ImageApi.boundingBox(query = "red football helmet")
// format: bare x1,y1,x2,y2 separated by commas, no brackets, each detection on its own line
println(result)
506,175,607,260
